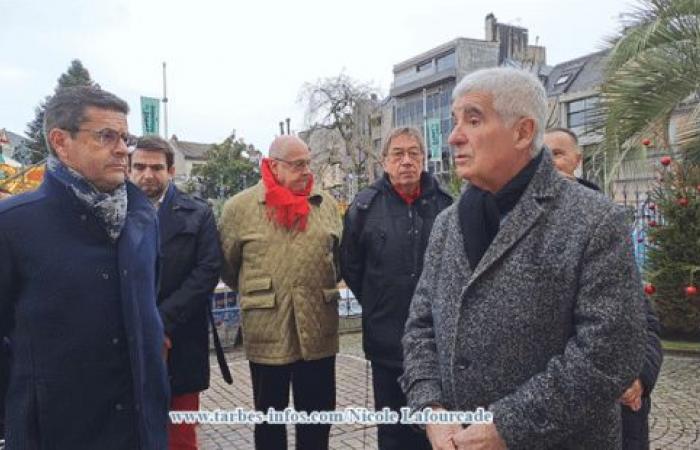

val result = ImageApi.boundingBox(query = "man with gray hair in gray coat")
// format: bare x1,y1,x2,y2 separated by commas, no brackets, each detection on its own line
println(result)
400,67,647,449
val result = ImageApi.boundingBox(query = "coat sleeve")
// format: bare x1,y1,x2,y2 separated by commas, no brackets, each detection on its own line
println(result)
340,203,366,302
398,211,449,410
158,206,222,336
0,229,17,438
489,205,647,448
219,197,242,291
638,297,663,396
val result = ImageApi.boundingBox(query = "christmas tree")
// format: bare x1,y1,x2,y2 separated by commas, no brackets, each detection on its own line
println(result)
644,152,700,338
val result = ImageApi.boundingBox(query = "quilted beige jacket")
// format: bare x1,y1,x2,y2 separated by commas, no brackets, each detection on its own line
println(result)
219,182,342,365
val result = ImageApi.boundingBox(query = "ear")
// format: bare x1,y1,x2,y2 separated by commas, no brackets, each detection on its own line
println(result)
49,128,71,160
168,165,176,178
513,118,536,152
269,159,280,176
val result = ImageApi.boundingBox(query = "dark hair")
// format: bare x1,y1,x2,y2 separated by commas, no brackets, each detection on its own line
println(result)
545,127,578,145
382,127,425,157
132,135,175,168
43,86,129,155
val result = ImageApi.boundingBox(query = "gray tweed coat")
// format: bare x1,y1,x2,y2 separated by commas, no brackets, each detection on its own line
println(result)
400,151,647,449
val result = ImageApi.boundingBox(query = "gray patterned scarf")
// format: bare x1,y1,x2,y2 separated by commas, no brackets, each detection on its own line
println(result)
47,156,127,241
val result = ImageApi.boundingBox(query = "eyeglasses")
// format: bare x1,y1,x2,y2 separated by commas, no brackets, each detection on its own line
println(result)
272,157,312,172
73,128,137,149
387,149,423,162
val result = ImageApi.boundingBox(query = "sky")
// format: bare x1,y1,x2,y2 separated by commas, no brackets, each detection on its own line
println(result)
0,0,636,153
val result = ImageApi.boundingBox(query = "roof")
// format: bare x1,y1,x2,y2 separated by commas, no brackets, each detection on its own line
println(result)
170,138,213,160
546,50,609,97
0,129,28,148
393,37,497,73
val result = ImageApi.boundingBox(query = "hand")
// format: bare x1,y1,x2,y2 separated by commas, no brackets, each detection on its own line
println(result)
619,378,644,411
451,423,507,450
162,335,172,360
426,422,462,450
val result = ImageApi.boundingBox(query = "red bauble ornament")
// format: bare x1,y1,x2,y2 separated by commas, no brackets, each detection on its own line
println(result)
644,284,656,295
648,203,656,211
660,156,672,166
642,138,652,146
685,285,698,297
648,220,657,227
678,198,689,207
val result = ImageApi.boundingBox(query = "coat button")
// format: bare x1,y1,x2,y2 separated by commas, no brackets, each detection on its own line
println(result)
122,269,128,276
80,214,87,221
115,403,124,411
112,338,119,345
102,273,109,280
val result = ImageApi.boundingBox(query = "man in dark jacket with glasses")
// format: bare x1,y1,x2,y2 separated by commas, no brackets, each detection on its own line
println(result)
341,127,452,450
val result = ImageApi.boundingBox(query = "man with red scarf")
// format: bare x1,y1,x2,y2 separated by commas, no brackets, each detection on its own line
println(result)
220,135,342,450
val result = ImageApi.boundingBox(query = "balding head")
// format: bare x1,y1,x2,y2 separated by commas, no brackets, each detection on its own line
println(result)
269,135,309,159
544,128,581,178
268,135,313,193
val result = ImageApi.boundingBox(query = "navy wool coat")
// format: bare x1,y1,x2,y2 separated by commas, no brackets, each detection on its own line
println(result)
0,171,170,450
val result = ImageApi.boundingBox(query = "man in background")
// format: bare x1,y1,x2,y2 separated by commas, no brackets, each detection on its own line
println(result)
130,135,223,450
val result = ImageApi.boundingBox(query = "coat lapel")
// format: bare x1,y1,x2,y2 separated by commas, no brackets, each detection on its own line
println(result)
120,183,154,260
467,151,560,287
159,186,189,244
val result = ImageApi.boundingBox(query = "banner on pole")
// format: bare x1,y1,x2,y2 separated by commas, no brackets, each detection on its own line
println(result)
140,96,160,135
427,118,442,161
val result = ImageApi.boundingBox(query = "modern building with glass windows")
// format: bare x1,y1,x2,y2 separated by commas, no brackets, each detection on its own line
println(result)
388,14,547,179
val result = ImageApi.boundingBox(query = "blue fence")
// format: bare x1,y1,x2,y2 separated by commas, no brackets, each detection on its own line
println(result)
209,284,362,348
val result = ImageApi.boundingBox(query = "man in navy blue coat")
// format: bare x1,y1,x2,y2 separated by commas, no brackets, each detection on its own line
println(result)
130,135,222,450
0,86,169,449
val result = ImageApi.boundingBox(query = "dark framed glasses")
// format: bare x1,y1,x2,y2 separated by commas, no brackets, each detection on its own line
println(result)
73,128,137,149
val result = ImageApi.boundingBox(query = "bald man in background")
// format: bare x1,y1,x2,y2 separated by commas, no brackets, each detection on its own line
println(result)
219,136,342,450
544,127,600,191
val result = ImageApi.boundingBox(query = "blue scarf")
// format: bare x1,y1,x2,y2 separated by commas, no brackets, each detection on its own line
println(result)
458,150,543,270
46,156,127,242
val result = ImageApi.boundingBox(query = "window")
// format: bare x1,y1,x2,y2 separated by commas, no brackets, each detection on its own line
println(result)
567,96,600,132
555,74,570,86
436,51,456,71
417,60,432,72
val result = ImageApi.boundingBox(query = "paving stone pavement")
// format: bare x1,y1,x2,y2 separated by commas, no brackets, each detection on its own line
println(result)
198,335,699,449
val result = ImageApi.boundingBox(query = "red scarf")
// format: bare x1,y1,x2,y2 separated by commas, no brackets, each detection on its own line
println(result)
395,185,421,205
261,158,314,231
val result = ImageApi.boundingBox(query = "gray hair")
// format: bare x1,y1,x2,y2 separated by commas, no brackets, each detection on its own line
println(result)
43,86,129,155
453,67,546,155
382,127,425,157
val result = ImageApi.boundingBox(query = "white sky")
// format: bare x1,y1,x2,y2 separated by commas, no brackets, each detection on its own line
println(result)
0,0,635,153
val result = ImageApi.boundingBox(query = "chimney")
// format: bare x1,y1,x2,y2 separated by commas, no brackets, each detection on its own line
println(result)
485,13,497,41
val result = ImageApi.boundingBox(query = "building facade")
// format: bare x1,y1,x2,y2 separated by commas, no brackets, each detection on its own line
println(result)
388,14,547,178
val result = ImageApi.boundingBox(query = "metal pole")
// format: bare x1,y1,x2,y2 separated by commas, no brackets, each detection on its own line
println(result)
162,62,169,138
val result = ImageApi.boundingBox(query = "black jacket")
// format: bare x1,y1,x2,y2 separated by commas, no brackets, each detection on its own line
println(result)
158,185,222,396
621,296,663,450
340,173,452,367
